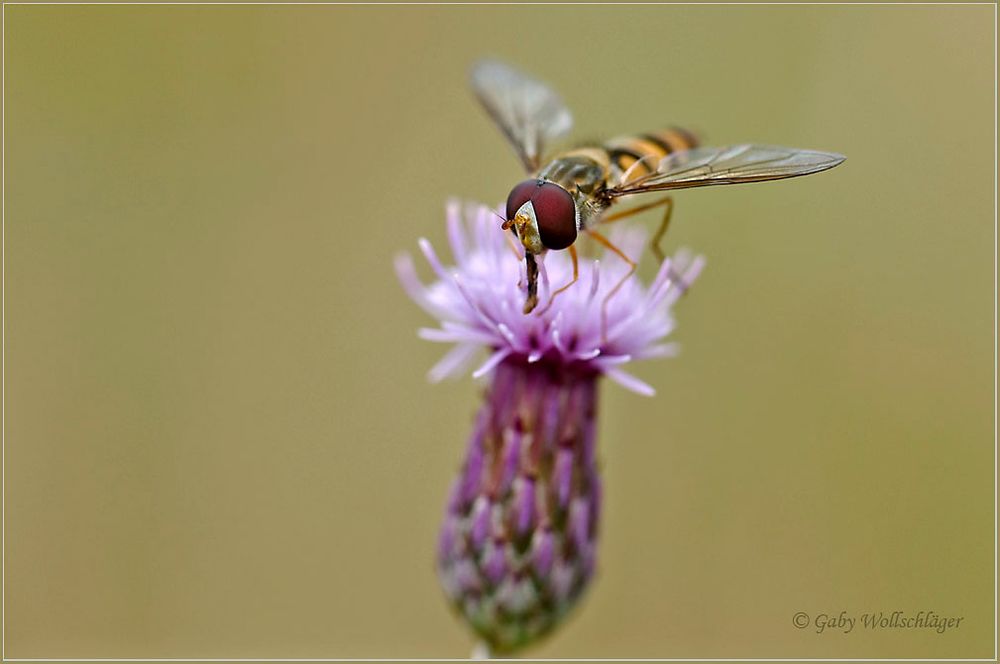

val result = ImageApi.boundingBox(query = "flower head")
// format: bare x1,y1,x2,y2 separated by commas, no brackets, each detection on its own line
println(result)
396,201,705,396
397,201,703,654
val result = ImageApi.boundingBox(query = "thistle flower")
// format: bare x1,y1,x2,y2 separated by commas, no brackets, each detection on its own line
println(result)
396,201,704,654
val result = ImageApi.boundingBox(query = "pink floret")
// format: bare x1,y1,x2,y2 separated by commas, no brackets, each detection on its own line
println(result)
396,200,704,396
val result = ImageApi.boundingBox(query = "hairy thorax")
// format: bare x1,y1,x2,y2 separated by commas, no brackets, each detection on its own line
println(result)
535,150,612,230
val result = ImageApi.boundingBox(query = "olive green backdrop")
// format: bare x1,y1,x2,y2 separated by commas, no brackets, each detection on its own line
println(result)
2,3,994,659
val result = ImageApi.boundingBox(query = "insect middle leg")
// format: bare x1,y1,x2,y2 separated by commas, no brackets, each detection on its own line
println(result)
600,195,674,262
586,229,637,342
537,244,579,316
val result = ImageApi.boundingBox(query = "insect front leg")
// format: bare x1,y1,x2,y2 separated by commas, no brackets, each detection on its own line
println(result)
523,253,540,314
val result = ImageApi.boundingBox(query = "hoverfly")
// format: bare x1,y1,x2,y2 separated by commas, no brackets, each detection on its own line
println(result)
471,59,845,322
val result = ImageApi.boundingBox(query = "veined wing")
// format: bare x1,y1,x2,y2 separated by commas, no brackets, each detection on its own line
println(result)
607,144,845,196
470,59,573,173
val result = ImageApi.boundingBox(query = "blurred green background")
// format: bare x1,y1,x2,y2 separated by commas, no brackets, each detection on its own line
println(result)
3,4,994,659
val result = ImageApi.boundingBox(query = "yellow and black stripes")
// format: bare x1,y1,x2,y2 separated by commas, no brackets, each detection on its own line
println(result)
602,127,699,182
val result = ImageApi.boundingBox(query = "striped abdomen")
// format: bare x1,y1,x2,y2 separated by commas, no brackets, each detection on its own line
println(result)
602,127,699,185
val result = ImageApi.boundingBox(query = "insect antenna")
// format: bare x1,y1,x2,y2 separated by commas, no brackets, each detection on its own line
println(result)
488,207,512,229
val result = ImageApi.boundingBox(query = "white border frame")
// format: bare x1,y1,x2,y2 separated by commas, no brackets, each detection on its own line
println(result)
1,2,996,662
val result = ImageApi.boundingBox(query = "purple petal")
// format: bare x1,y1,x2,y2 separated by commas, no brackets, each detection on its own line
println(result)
394,253,444,318
428,343,480,383
603,367,655,397
633,342,679,360
472,348,511,379
445,200,468,264
419,326,496,345
418,237,451,282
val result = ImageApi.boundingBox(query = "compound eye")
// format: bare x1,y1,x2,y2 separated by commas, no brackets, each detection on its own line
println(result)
533,183,577,250
505,180,538,221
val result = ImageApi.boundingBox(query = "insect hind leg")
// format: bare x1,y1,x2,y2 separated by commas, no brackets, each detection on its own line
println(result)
649,196,674,263
599,195,674,263
586,229,637,343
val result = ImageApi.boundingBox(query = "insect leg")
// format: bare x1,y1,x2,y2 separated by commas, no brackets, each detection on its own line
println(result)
599,195,674,262
523,253,540,314
586,229,636,342
536,244,579,316
649,197,674,263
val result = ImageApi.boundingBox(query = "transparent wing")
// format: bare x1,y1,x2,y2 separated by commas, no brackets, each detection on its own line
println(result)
607,144,845,196
470,59,573,173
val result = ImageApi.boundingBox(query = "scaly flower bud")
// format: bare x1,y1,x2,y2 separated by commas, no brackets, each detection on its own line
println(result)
397,201,703,654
